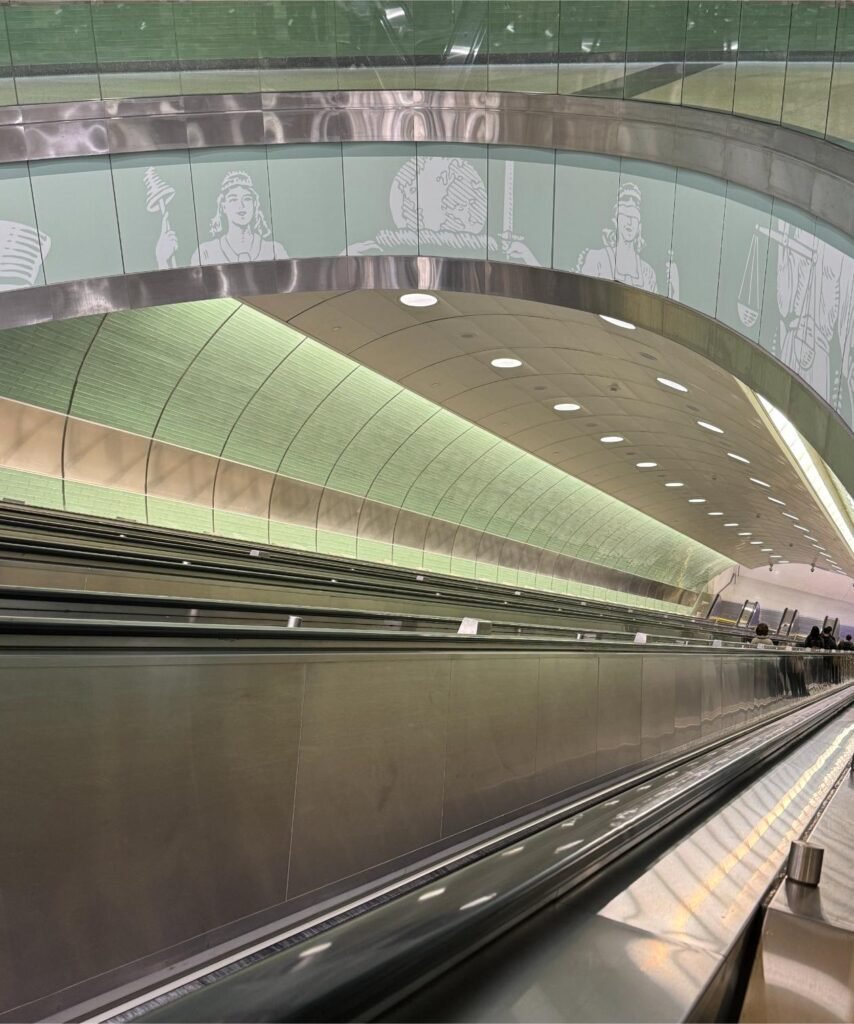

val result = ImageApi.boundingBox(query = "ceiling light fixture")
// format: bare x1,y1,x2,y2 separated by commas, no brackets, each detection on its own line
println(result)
768,497,786,505
770,554,782,559
750,478,770,488
738,532,752,536
749,540,763,545
761,548,772,552
697,420,724,434
656,377,688,393
782,512,799,520
636,461,657,468
794,524,810,531
708,512,724,516
804,536,817,541
665,482,684,488
600,435,624,443
688,498,706,504
400,292,437,307
727,452,750,464
600,315,635,330
724,522,739,527
491,357,522,369
554,402,581,412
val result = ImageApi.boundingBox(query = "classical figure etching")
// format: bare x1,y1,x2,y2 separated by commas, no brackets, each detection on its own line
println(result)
0,220,51,291
153,169,286,268
576,182,679,300
346,156,539,265
747,220,854,405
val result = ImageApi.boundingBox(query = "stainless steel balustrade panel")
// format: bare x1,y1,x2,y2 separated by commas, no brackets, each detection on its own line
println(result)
0,646,850,1021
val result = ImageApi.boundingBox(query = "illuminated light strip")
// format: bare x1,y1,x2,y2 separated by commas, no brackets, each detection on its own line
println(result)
757,397,854,560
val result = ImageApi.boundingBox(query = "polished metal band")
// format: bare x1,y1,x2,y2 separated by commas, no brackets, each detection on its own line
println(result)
1,90,852,236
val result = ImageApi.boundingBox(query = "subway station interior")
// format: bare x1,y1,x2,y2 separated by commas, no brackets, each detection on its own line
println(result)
2,2,854,1022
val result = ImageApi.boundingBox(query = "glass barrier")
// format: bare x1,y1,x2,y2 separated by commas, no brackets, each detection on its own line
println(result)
0,1,851,150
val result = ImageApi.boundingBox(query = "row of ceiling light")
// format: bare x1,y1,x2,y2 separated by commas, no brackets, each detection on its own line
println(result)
401,295,842,572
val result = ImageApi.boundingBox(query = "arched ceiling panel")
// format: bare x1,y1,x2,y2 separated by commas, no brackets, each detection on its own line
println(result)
0,319,94,414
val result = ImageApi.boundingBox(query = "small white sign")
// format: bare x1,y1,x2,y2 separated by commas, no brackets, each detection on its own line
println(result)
711,639,722,648
634,632,647,644
458,617,480,635
249,548,261,557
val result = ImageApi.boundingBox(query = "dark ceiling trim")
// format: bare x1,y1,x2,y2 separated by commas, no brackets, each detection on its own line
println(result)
2,254,852,501
0,90,851,236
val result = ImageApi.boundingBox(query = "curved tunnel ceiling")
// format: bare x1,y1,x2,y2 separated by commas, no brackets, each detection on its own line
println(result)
250,287,854,576
0,297,734,609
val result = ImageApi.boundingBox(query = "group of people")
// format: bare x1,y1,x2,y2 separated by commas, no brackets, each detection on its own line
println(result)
750,622,854,649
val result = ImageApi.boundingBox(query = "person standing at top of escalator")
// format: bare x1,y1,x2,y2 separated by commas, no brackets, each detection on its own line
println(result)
838,634,854,650
803,626,823,649
821,625,838,650
750,623,775,647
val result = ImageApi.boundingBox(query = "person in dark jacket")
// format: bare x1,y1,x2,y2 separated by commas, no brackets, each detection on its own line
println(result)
804,626,823,649
839,634,854,651
822,625,838,650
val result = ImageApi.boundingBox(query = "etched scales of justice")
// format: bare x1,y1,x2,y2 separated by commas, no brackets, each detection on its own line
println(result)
738,219,818,334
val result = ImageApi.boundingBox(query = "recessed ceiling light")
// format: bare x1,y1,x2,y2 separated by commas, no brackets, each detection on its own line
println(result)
760,548,772,552
770,555,782,559
600,315,635,330
400,292,437,307
708,512,724,516
727,452,750,464
554,402,581,412
813,544,825,550
665,482,684,488
724,522,739,527
794,524,809,531
697,420,724,434
688,498,706,503
636,461,657,468
738,532,752,536
491,357,522,368
767,497,785,505
600,435,624,443
750,478,770,488
804,536,817,541
749,540,763,545
656,377,688,393
782,512,799,520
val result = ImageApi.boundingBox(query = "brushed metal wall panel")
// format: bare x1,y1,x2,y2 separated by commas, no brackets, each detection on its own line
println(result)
0,398,63,477
596,655,642,775
286,656,450,899
422,515,455,558
356,497,397,545
700,658,723,738
0,654,304,1015
212,459,275,518
64,416,148,493
316,487,363,538
146,440,217,505
268,474,322,527
450,525,480,563
392,507,431,553
674,659,703,749
641,656,676,759
442,654,540,837
720,656,748,732
534,653,599,800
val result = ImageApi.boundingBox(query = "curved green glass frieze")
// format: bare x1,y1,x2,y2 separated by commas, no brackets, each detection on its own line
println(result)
2,142,852,437
1,2,853,149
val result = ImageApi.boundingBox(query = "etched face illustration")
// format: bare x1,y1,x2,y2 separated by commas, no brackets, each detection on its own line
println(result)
222,185,255,228
618,202,641,244
418,157,486,235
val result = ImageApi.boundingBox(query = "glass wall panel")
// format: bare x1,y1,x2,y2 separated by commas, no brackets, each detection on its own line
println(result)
413,0,488,91
6,1,100,104
93,2,180,100
558,0,628,99
682,1,740,113
0,10,16,107
488,0,558,93
335,0,415,90
624,0,688,105
173,1,262,94
734,1,791,124
260,1,337,92
827,4,854,148
782,1,839,136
